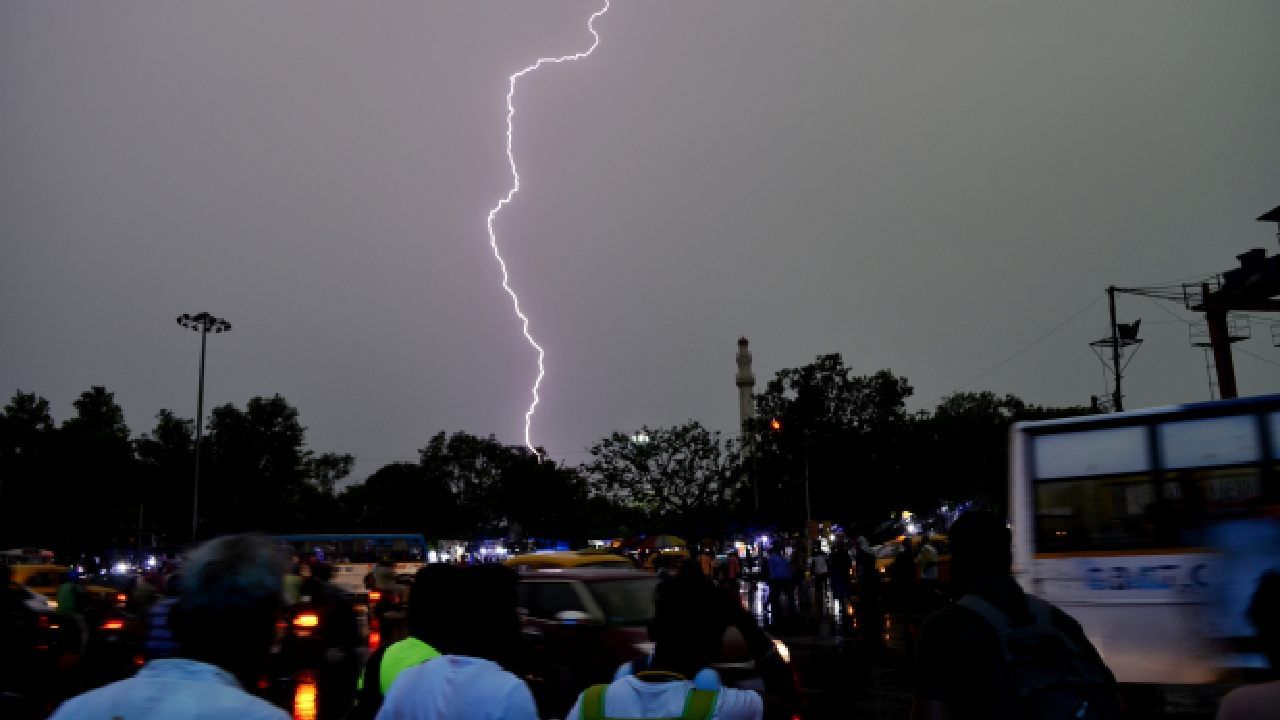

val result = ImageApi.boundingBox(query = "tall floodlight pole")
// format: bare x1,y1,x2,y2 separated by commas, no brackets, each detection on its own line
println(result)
176,312,232,543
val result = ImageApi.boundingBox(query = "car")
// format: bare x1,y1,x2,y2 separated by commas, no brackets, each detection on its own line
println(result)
11,564,126,609
517,569,657,684
505,549,636,571
15,584,64,654
874,534,951,584
515,568,802,720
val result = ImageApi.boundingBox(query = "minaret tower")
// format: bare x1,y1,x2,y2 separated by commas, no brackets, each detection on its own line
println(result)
735,337,756,453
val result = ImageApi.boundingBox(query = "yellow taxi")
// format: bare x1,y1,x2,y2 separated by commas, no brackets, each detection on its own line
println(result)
11,564,127,608
874,534,951,583
504,549,636,572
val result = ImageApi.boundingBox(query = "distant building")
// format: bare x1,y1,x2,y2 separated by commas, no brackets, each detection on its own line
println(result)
735,337,756,454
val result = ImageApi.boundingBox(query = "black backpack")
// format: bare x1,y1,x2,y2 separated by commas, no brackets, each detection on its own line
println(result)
957,594,1119,720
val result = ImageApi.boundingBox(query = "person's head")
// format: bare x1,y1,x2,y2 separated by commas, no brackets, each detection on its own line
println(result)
1246,570,1280,670
310,562,333,583
408,563,463,647
948,511,1012,586
451,565,521,665
170,533,286,681
650,572,729,677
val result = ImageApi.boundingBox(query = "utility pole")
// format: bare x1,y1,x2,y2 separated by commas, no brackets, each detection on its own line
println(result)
1108,286,1123,411
1090,287,1141,412
1201,283,1240,400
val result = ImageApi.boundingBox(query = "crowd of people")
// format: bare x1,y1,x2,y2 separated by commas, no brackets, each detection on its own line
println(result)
690,532,941,633
5,512,1279,719
26,533,793,720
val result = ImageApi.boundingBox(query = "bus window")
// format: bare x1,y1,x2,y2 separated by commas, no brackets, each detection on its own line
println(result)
1033,426,1149,479
1163,467,1264,508
1158,415,1261,469
1035,473,1158,552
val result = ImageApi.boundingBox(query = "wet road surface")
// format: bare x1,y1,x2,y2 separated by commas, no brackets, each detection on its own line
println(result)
740,580,1225,720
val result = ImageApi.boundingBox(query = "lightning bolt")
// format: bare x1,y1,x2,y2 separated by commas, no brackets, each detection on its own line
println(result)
487,0,610,458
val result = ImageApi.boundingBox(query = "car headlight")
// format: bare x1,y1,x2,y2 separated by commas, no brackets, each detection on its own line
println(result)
772,638,791,664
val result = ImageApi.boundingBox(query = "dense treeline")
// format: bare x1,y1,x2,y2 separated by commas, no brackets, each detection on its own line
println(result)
0,353,1092,555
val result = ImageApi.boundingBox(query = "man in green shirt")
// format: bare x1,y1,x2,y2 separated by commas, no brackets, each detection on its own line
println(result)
348,564,458,719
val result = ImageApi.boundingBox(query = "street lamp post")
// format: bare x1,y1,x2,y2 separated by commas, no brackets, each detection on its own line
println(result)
176,312,231,543
769,418,812,528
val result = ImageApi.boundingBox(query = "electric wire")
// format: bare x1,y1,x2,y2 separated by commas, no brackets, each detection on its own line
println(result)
955,294,1104,391
1236,345,1280,369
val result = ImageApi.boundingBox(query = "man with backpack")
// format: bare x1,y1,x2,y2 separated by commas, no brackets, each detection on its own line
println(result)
911,511,1120,720
566,573,764,720
349,564,457,720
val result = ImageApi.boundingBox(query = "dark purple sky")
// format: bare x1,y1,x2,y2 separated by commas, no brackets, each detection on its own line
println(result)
3,1,1278,480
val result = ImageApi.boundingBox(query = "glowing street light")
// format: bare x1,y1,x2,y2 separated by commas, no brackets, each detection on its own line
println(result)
176,312,231,543
769,417,811,527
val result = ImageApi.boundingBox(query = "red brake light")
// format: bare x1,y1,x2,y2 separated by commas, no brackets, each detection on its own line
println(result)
116,593,128,604
368,630,381,651
101,618,125,631
368,590,382,603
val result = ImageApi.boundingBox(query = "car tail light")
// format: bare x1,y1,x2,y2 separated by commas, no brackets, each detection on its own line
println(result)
37,615,50,629
102,618,125,631
368,630,381,651
116,593,128,605
368,590,382,603
292,611,320,636
294,671,318,720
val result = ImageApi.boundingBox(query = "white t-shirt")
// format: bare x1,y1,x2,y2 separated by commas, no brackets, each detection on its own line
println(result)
1216,680,1280,720
567,675,762,720
375,655,538,720
811,555,829,574
49,659,289,720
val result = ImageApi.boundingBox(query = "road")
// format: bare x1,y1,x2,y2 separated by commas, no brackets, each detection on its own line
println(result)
742,581,1225,720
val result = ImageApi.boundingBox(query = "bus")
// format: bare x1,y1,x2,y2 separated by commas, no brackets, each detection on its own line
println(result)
273,533,429,596
1010,393,1280,685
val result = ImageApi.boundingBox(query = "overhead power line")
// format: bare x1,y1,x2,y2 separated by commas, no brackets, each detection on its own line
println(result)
955,294,1105,392
1236,345,1280,369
